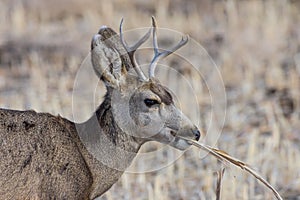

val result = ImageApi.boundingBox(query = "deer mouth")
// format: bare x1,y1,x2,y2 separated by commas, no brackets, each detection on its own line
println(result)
169,136,191,150
165,129,190,150
150,127,192,150
167,127,200,150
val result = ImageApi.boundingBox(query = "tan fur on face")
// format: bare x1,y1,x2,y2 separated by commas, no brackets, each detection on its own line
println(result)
149,80,173,105
127,78,173,105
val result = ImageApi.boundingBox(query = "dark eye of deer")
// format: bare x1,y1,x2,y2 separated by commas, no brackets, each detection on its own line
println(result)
144,99,160,107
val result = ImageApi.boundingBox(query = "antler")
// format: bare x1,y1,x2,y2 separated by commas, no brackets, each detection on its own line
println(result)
149,16,189,78
119,18,151,81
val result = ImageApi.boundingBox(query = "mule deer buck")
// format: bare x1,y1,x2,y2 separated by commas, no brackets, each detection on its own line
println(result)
0,17,200,199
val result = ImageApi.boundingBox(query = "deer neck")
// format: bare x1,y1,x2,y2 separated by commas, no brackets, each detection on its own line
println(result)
95,92,145,154
72,91,145,198
77,92,145,167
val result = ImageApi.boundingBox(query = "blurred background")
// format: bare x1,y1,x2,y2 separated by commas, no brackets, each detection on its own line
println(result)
0,0,300,199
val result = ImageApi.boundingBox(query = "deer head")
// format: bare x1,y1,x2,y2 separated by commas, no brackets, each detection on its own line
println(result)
91,17,200,150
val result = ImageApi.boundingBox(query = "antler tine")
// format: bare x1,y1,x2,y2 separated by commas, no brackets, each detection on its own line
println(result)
119,18,130,52
119,18,151,81
149,16,189,78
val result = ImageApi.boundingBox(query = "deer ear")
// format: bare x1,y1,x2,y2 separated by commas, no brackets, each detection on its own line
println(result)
91,27,127,88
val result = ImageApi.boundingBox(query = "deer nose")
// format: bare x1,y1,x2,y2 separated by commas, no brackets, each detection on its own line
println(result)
193,129,201,141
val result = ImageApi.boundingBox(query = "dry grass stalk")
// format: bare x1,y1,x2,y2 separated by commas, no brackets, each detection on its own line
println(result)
179,137,283,200
215,168,225,200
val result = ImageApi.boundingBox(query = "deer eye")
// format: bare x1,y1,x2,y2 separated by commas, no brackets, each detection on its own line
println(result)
144,99,160,107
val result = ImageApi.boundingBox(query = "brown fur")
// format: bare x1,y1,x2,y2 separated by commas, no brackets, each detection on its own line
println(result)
0,109,93,199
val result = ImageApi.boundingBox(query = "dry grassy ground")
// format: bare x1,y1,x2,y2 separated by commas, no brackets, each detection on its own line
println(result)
0,0,300,199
